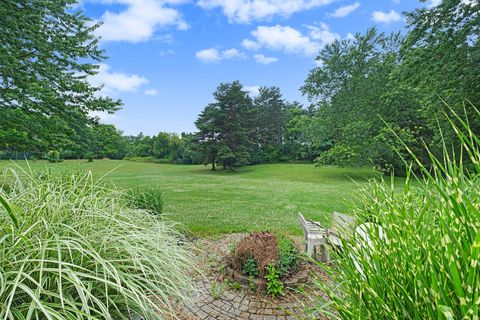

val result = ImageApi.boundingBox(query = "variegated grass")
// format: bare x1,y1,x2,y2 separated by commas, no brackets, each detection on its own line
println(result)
310,107,480,319
0,166,196,319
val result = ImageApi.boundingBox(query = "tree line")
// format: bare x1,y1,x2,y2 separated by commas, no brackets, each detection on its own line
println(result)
1,0,478,174
193,0,480,173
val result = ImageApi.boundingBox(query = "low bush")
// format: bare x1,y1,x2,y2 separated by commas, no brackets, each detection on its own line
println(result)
311,109,480,319
230,231,299,297
85,151,95,162
242,255,259,277
126,185,164,216
232,232,278,278
46,150,63,163
0,167,194,319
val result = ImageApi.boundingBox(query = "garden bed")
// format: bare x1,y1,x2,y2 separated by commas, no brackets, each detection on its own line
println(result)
225,231,309,297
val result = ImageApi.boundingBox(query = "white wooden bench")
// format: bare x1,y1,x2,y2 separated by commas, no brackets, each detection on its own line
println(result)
298,213,327,258
299,212,356,261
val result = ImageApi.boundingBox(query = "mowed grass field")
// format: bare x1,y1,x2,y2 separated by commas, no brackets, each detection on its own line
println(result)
0,160,395,236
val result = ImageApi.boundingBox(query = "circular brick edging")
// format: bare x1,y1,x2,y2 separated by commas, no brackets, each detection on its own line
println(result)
225,265,310,293
177,233,325,320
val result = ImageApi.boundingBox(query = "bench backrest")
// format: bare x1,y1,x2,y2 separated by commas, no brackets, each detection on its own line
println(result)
331,211,356,236
298,213,310,234
298,213,324,236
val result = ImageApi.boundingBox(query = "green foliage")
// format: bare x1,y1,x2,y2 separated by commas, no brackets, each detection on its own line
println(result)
310,109,480,319
85,151,95,162
301,1,480,174
210,280,228,300
229,281,241,291
265,264,284,298
126,186,164,216
0,168,194,319
195,81,253,171
0,0,121,154
46,150,62,163
315,144,357,167
242,255,259,277
248,275,255,291
276,235,299,277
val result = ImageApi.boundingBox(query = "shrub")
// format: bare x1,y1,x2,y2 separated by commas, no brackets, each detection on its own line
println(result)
0,168,195,319
242,255,259,277
310,109,480,319
126,186,164,216
46,150,63,163
232,232,278,277
230,232,299,297
85,151,95,162
315,144,357,167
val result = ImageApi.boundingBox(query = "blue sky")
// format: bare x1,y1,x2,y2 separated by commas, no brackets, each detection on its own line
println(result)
81,0,435,135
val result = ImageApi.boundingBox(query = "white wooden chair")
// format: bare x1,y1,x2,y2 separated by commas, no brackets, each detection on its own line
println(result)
299,212,356,261
298,213,327,259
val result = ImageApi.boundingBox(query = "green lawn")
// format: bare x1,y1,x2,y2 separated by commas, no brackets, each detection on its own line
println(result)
0,160,394,236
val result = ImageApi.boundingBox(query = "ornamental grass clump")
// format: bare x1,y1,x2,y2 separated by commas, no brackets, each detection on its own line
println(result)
310,108,480,319
0,167,195,319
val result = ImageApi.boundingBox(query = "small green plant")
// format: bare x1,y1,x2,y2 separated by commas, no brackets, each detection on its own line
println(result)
46,150,62,163
229,281,241,290
126,185,163,216
242,255,259,277
248,275,255,291
210,280,228,300
228,242,237,255
277,235,299,276
85,152,95,162
265,264,284,298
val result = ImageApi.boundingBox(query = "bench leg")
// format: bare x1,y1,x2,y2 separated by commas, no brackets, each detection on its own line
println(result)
322,244,330,262
307,240,315,257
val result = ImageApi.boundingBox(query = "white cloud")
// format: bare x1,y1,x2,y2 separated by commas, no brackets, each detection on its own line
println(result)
197,0,336,23
196,48,246,63
307,23,340,45
222,48,246,59
144,88,159,96
89,64,149,96
371,10,401,24
196,48,221,63
243,25,319,56
244,85,260,96
242,39,262,50
243,24,338,56
254,54,278,64
330,2,360,18
96,0,188,42
346,32,355,40
427,0,442,8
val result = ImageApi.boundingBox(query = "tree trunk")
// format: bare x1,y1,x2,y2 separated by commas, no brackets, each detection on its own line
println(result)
211,158,216,171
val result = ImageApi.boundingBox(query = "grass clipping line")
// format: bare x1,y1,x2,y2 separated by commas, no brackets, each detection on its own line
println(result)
0,167,196,320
